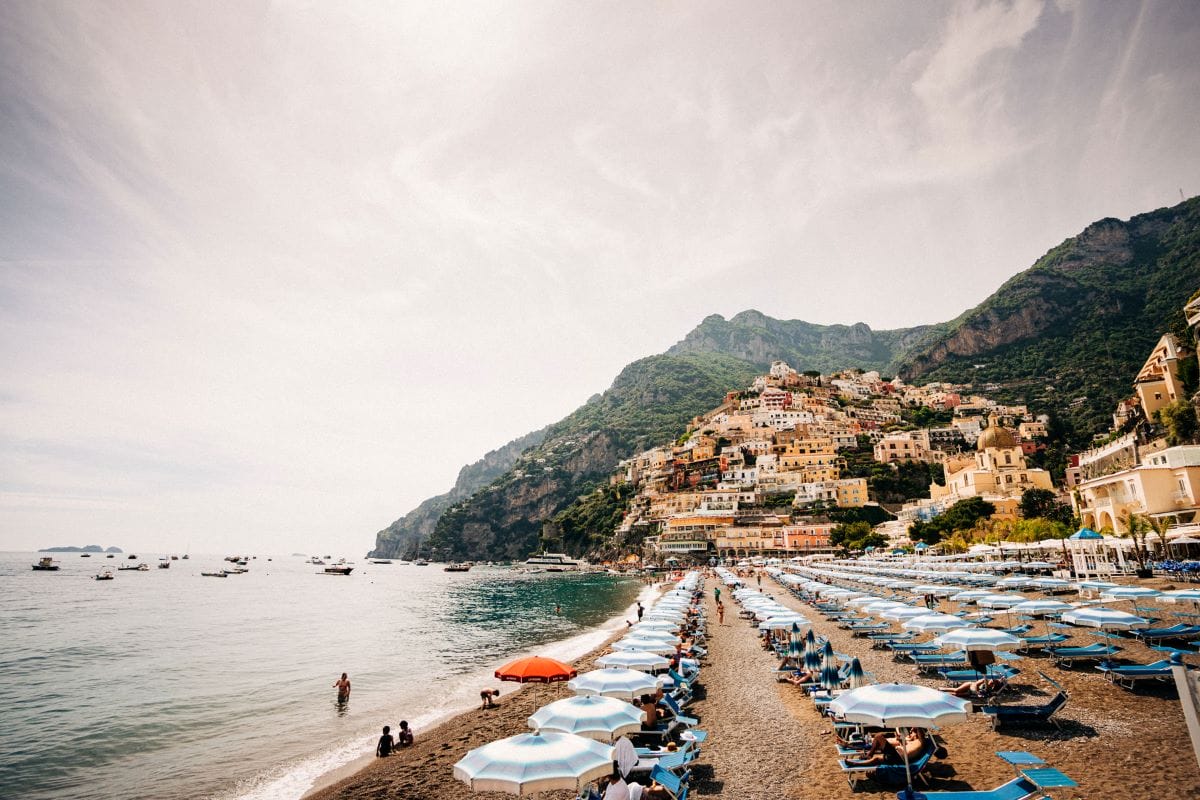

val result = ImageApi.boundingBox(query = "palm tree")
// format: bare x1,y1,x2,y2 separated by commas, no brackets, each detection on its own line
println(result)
1118,510,1150,574
1145,515,1173,561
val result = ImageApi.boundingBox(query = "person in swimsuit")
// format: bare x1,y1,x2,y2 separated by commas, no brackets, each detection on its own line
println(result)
480,688,500,709
397,720,414,746
334,673,351,702
376,726,394,757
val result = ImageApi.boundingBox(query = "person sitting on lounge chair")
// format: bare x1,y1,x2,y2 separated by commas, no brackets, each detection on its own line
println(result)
639,694,661,729
783,668,818,685
846,729,926,766
942,676,1002,698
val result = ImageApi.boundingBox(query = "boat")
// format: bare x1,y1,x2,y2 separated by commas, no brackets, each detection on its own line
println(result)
32,556,60,571
309,556,326,565
158,558,170,569
170,555,178,561
226,567,248,574
94,568,114,581
181,553,189,560
444,562,471,572
414,559,429,566
201,570,228,578
128,554,137,559
80,553,91,558
106,554,114,558
523,552,583,571
118,563,150,571
369,558,393,564
322,565,353,575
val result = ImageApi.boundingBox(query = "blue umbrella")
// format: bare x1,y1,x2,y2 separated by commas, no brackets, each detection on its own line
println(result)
820,641,840,691
453,730,614,794
846,657,868,689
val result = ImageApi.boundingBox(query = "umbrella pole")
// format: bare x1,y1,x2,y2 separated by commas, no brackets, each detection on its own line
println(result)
900,725,916,800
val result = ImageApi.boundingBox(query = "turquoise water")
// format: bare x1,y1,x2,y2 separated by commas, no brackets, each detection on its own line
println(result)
0,553,643,800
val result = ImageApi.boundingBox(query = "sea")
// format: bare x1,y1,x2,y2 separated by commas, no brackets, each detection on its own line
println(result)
0,552,647,800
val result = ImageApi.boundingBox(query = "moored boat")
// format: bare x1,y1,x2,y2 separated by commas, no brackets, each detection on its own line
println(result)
322,565,353,575
94,568,115,581
443,562,471,572
32,556,61,571
201,570,228,577
523,552,583,571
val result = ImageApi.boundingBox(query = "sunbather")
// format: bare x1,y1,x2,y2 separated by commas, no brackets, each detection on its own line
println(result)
784,668,819,685
639,694,661,728
942,676,1002,698
846,729,925,766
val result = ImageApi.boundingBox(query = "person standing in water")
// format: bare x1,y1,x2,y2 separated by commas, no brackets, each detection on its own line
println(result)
334,672,351,703
555,603,562,615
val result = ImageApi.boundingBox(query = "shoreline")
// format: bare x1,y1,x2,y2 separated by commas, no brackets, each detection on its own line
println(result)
300,580,663,799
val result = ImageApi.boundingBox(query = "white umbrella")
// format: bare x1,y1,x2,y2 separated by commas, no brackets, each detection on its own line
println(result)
611,638,676,655
595,651,670,672
829,683,971,798
453,730,613,795
1062,607,1149,656
568,667,661,699
903,614,970,633
527,695,646,742
933,628,1021,652
880,606,927,621
1101,586,1162,618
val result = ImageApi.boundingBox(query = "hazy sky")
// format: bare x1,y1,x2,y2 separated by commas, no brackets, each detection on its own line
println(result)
2,1,1199,555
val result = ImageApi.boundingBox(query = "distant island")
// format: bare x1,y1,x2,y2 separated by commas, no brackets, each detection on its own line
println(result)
41,544,123,553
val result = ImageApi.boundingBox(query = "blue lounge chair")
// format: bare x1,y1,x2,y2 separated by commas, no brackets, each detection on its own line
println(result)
850,622,892,636
840,744,935,790
912,651,969,673
980,672,1069,729
938,664,1020,683
996,624,1032,637
1017,633,1069,651
660,692,699,727
1095,658,1179,689
1047,642,1120,668
893,775,1040,800
1132,624,1200,642
889,642,942,658
648,764,689,800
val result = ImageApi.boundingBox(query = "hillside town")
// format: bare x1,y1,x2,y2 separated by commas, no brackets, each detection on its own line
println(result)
620,295,1200,567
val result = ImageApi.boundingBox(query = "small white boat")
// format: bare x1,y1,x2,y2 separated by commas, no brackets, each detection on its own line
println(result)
94,568,115,581
201,570,228,578
523,553,583,571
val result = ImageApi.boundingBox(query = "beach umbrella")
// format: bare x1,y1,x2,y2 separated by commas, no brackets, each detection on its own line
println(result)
495,656,578,684
1028,577,1071,590
631,620,679,632
1062,608,1149,657
1009,599,1076,636
820,641,841,692
595,651,670,672
568,667,661,699
903,614,970,634
611,638,675,655
950,589,995,603
758,615,810,631
933,628,1021,652
527,694,646,742
880,605,927,621
829,683,971,800
1101,586,1162,618
846,657,869,689
976,594,1028,609
453,730,613,795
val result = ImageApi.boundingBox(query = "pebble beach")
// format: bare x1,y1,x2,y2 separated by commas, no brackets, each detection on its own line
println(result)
308,572,1200,800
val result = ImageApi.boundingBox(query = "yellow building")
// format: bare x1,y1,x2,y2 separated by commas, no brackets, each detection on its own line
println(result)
1074,445,1200,533
929,419,1054,508
1134,333,1188,420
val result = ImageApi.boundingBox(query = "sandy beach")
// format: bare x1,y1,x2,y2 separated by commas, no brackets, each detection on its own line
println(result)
308,573,1200,800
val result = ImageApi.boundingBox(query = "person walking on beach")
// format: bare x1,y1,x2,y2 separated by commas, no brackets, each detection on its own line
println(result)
713,586,720,603
636,601,644,621
716,601,725,625
376,726,394,757
756,571,762,587
334,672,351,703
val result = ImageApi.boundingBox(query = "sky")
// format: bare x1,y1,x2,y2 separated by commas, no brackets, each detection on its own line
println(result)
2,1,1199,556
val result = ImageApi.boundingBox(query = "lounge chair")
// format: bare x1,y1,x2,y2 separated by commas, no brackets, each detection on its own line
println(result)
1047,643,1120,668
892,775,1040,800
868,631,915,649
647,764,690,800
626,744,697,778
660,692,699,727
1017,633,1069,651
938,664,1020,684
912,651,969,673
996,624,1032,637
1095,658,1179,689
850,622,892,636
980,672,1069,729
839,743,935,790
889,642,942,658
1132,624,1200,642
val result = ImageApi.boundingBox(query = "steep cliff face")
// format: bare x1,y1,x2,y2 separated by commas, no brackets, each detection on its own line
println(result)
423,353,760,561
897,197,1200,437
368,427,548,558
667,309,934,374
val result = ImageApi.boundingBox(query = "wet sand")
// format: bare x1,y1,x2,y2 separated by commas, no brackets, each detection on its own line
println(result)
308,574,1200,800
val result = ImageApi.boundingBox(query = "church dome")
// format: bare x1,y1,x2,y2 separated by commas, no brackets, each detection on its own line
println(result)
977,424,1019,451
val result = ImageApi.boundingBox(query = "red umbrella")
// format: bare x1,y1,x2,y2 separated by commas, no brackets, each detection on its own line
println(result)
494,655,578,683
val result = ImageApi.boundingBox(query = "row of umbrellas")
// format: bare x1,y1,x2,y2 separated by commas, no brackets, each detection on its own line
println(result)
454,572,707,795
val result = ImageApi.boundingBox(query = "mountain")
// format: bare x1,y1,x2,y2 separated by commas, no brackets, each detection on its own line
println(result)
895,197,1200,438
369,196,1200,560
368,427,549,559
668,309,936,374
422,353,761,561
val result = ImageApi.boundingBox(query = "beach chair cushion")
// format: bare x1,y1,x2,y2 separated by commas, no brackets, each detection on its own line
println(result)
894,775,1039,800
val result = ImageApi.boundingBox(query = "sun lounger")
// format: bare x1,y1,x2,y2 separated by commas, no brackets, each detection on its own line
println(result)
1132,624,1200,642
1046,643,1120,668
996,624,1032,637
938,664,1020,683
1095,659,1178,689
980,672,1069,729
660,692,699,726
1017,633,1069,651
889,642,942,658
627,743,697,777
892,775,1041,800
850,622,892,635
912,651,969,673
648,764,690,800
840,744,935,790
868,631,915,647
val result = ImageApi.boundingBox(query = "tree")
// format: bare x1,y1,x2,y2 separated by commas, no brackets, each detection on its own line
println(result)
1160,400,1198,446
1118,510,1151,573
830,521,887,552
907,497,996,546
1145,515,1173,559
1019,488,1074,526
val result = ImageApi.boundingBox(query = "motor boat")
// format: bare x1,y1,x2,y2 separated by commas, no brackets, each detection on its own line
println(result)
201,570,228,578
94,568,115,581
32,556,60,571
523,553,583,571
444,563,471,572
322,565,353,575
